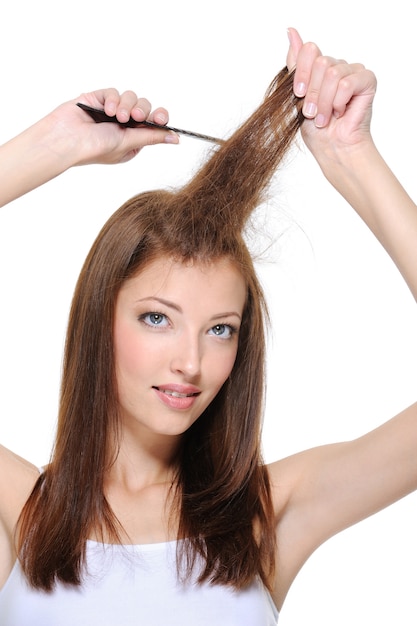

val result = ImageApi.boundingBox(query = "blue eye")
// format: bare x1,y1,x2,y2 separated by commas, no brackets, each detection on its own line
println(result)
209,324,236,339
140,312,168,327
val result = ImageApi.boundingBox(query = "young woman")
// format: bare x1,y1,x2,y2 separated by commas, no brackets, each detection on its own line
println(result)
0,28,416,625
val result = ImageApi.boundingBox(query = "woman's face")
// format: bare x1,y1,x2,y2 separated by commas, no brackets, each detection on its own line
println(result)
113,256,246,441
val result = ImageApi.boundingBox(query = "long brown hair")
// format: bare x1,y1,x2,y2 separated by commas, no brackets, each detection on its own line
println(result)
17,67,303,591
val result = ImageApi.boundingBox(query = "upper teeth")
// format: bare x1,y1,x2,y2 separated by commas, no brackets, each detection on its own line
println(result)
163,390,191,398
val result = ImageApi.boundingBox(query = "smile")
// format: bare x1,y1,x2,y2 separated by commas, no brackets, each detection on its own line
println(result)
152,386,201,410
153,387,199,398
162,390,196,398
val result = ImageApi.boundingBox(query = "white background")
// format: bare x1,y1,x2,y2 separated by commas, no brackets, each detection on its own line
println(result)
1,1,417,623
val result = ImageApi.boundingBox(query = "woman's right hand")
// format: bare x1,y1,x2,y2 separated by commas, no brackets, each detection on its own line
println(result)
47,87,179,167
0,88,178,207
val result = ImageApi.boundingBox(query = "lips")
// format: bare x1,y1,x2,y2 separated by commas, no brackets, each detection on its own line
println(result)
153,384,201,396
160,389,195,398
152,385,201,410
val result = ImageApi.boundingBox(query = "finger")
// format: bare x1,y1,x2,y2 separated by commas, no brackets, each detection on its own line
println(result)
305,61,371,128
292,41,322,98
113,92,151,124
120,125,179,154
134,127,179,147
101,88,124,117
81,88,121,115
111,95,169,127
148,107,169,125
286,27,303,71
302,56,346,121
330,64,372,116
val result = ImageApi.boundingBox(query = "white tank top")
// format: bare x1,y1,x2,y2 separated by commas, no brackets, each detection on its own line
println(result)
0,539,279,625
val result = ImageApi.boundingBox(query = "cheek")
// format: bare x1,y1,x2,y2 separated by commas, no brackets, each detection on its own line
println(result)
208,346,238,389
113,323,149,380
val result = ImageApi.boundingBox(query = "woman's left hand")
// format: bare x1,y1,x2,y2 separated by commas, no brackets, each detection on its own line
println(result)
286,28,377,164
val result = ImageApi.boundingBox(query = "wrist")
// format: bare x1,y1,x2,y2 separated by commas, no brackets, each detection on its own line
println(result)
313,137,378,186
29,112,82,171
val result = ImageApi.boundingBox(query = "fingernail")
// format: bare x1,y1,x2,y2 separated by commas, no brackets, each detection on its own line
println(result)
294,82,306,97
154,112,168,125
315,114,326,128
304,102,317,117
118,109,129,121
134,107,146,120
164,132,179,144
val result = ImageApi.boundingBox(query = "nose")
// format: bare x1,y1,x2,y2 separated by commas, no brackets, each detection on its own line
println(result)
170,331,202,379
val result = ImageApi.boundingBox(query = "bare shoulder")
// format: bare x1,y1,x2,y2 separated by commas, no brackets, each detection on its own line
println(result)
0,443,39,476
0,445,40,588
0,444,40,532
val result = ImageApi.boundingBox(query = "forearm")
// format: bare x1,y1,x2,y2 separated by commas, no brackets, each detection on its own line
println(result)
0,116,77,208
0,88,177,210
318,140,417,301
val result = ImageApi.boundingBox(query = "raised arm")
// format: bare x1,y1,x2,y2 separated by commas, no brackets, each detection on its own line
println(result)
287,27,417,299
0,88,178,208
269,30,417,605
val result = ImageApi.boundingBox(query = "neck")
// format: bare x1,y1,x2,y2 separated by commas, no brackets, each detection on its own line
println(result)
107,427,182,492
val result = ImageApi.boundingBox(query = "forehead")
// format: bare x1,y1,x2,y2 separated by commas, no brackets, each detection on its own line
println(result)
119,256,247,310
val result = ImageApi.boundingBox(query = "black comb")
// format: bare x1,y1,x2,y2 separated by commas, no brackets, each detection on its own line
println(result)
76,103,225,145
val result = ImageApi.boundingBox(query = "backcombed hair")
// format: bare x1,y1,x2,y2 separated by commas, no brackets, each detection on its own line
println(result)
17,67,304,591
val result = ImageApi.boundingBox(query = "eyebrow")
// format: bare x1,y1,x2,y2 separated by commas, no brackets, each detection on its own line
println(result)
136,296,242,321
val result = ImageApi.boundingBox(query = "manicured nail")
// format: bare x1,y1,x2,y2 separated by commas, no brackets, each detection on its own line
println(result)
118,109,129,121
294,82,306,97
133,107,146,120
304,102,317,117
164,132,179,144
315,114,326,128
154,112,168,125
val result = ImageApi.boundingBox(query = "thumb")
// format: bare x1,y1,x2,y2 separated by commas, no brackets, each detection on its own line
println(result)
286,27,303,70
